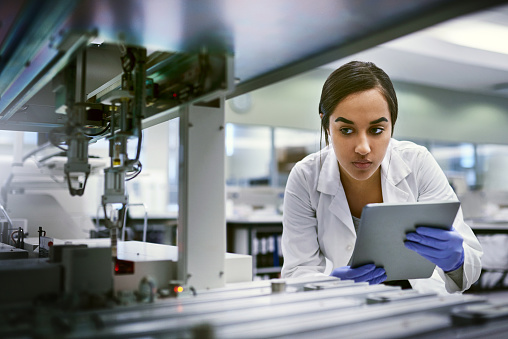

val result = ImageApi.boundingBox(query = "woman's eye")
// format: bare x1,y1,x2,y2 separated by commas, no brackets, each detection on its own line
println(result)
370,127,384,135
340,128,353,135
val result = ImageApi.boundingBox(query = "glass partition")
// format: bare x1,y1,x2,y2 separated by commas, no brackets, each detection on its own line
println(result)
224,123,508,197
225,124,273,186
274,127,321,187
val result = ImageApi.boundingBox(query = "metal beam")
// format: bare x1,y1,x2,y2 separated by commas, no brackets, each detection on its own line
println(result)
177,98,226,290
228,0,508,98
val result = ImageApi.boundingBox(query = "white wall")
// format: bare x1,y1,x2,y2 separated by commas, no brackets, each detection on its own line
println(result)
395,81,508,144
226,68,508,145
226,69,325,132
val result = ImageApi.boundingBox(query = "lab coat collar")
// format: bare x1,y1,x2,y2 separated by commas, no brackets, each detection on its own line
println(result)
381,139,411,202
317,139,413,207
317,146,354,234
317,140,412,195
317,146,340,196
315,140,413,235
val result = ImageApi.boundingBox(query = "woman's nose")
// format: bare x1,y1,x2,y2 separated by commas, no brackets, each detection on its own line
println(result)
355,134,370,155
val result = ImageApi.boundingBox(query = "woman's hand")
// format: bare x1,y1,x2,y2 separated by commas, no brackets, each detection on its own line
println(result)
330,264,387,284
404,226,464,272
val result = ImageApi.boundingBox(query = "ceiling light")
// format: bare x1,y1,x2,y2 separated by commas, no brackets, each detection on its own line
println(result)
433,21,508,55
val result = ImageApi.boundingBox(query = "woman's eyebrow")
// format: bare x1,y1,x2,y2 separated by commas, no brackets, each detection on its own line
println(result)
334,117,388,124
334,117,354,124
370,117,388,124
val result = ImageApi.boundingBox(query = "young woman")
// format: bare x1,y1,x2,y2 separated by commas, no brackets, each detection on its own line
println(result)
281,61,482,294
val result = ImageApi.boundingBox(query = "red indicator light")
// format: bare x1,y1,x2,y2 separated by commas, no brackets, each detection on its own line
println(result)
173,286,184,293
114,258,134,275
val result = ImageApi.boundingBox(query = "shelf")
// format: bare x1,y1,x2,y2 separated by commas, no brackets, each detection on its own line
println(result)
227,221,283,279
256,267,282,274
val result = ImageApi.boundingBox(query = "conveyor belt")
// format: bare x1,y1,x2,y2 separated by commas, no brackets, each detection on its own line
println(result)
1,277,506,339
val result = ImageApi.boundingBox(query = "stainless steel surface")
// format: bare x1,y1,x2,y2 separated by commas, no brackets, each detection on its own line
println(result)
285,313,451,339
0,0,78,97
62,0,507,94
2,276,504,339
216,294,482,338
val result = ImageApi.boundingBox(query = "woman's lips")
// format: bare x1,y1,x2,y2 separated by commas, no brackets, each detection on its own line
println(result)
352,160,372,169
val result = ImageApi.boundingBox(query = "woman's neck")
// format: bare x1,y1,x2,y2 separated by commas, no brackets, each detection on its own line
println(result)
340,165,383,218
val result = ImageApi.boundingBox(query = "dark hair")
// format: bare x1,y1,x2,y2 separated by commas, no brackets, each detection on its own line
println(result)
319,61,398,145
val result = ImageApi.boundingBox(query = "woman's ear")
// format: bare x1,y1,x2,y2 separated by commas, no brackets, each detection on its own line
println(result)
320,113,331,138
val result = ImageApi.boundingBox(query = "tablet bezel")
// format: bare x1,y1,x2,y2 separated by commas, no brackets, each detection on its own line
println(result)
350,201,461,281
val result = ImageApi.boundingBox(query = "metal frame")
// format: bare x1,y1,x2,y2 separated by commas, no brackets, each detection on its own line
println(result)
227,0,508,98
177,97,227,290
2,0,507,132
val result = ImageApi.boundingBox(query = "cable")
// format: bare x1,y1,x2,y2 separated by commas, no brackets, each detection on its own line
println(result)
132,117,143,162
125,162,142,181
54,144,67,152
48,128,68,152
10,230,18,246
134,132,142,162
84,123,111,137
124,124,143,181
21,142,52,163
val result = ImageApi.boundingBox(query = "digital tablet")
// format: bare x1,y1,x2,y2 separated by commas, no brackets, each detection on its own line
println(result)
350,201,461,281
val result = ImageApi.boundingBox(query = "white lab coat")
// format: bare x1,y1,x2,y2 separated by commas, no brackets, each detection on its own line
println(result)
281,139,482,294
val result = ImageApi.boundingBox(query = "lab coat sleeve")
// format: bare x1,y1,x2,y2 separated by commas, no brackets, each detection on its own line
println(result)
415,150,483,293
281,164,327,278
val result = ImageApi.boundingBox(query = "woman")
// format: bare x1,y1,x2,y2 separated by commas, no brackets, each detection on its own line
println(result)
281,61,482,294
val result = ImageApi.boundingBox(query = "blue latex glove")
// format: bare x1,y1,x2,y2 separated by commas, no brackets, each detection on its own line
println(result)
405,226,464,272
330,264,386,285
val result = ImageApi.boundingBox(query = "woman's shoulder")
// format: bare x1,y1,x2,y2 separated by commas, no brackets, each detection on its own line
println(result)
388,139,438,177
390,139,431,159
292,146,332,172
287,146,333,188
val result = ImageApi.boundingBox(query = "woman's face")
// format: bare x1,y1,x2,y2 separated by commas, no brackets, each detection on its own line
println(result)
327,88,392,182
